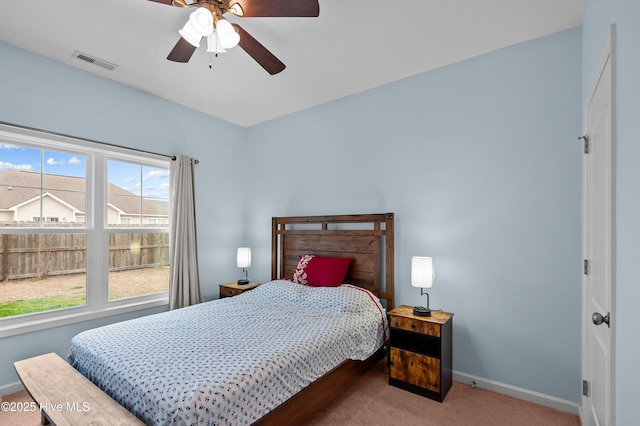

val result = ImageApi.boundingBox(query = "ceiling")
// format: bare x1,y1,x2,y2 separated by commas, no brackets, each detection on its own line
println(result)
0,0,586,127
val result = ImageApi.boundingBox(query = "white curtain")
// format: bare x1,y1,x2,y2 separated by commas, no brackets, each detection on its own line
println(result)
169,155,200,309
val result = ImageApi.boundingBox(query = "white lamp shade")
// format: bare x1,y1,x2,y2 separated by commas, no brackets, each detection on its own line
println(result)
216,19,240,49
179,7,213,47
411,256,434,288
179,25,202,47
189,7,214,36
237,247,251,268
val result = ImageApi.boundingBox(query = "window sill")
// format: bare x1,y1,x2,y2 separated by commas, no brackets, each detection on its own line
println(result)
0,295,169,339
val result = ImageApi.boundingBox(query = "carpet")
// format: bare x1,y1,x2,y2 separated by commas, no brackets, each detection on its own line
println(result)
305,362,580,426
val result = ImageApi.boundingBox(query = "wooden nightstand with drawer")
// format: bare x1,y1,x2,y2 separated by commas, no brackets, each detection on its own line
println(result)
219,282,260,298
387,305,453,402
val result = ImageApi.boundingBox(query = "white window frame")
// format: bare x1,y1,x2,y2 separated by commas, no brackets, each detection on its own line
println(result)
0,124,170,338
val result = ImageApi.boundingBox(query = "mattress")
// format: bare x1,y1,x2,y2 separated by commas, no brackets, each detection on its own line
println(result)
68,280,387,425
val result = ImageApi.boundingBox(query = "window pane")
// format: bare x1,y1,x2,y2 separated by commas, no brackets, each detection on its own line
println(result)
0,144,41,174
41,190,86,226
108,161,169,227
0,233,86,318
108,194,141,226
108,160,141,226
142,200,169,227
43,150,86,185
108,161,141,196
0,145,86,226
142,166,169,198
108,232,169,300
1,145,40,225
142,166,169,227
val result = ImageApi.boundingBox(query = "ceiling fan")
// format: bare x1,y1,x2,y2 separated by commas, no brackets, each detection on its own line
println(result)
148,0,320,75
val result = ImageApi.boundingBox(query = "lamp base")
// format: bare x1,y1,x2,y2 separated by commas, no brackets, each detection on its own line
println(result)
413,306,431,317
237,279,250,285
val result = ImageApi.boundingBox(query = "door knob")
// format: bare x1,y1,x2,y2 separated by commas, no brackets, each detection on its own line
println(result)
592,312,610,328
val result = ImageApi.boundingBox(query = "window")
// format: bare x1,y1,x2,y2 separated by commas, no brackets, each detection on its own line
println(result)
107,160,169,301
0,124,170,337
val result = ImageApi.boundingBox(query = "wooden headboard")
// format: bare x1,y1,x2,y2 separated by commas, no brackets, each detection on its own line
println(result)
271,213,394,309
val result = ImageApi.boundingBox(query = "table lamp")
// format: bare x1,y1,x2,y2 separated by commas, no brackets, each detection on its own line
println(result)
237,247,251,285
411,256,435,316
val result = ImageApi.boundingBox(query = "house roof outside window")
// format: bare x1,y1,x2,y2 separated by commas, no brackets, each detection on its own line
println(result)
0,170,168,220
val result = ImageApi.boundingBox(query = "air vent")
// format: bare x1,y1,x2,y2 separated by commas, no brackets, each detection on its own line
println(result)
71,51,118,71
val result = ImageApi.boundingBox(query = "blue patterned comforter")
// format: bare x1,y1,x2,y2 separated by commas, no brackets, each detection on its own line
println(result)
68,280,388,425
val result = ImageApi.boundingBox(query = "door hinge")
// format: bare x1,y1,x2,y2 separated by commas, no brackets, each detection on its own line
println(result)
584,259,589,275
583,379,589,396
579,135,589,154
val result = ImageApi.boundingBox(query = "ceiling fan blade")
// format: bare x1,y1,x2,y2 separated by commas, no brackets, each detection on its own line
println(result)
232,24,286,75
167,37,198,62
229,0,319,17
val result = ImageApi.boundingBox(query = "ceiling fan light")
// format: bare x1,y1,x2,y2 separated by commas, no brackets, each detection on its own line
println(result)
188,7,214,37
177,7,214,47
179,24,202,47
216,19,240,49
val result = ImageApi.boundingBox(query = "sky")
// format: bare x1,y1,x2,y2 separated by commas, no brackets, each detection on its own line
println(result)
0,143,169,200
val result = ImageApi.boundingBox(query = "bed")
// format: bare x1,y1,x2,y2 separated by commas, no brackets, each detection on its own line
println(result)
68,213,395,425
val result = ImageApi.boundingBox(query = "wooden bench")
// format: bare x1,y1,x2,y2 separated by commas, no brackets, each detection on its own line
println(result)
14,352,143,426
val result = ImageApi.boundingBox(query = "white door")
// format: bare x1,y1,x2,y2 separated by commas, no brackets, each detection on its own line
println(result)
583,27,615,426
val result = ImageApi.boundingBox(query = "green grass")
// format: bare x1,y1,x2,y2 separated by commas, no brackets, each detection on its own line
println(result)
0,294,86,318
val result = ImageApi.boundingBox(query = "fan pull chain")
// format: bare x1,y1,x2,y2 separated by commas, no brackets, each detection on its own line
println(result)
208,52,220,69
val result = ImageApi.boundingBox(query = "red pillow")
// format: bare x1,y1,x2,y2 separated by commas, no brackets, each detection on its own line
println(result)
292,255,351,287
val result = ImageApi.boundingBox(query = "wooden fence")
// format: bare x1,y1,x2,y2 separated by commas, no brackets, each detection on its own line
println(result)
0,232,169,281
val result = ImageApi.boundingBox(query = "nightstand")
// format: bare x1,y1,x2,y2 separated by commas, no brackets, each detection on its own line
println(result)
219,281,260,298
387,305,453,402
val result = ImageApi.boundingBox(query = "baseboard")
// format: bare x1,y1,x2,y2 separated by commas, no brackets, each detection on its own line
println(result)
0,381,25,397
453,370,580,416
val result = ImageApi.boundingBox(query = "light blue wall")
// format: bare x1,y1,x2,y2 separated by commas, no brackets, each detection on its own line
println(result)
0,42,246,389
245,28,583,403
582,1,640,424
0,28,586,406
